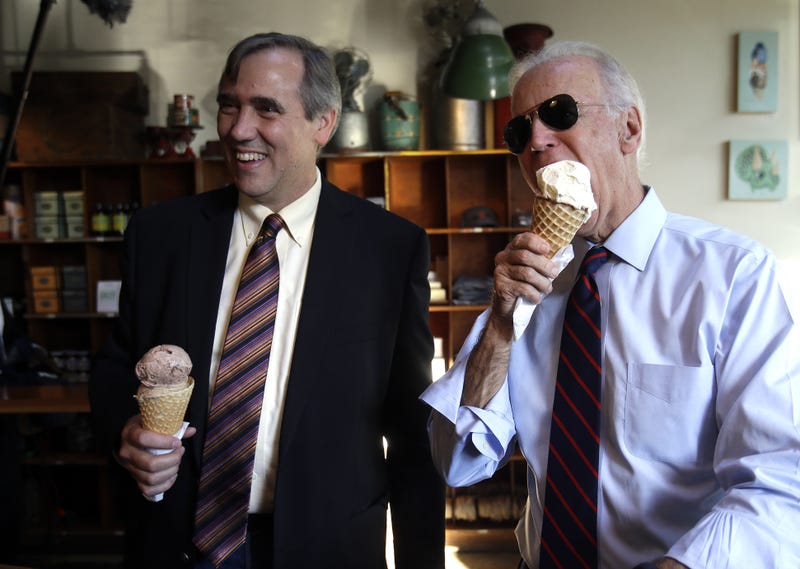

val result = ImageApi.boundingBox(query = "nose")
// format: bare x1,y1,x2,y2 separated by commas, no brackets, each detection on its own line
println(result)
528,114,560,152
224,107,257,141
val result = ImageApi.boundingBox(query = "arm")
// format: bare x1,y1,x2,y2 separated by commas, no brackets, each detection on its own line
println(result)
462,232,557,407
657,560,688,569
422,232,557,486
89,211,196,499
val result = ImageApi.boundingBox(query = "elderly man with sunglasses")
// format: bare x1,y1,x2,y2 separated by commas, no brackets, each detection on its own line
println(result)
422,41,800,569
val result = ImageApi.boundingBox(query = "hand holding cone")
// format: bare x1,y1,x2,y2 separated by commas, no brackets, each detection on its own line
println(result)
511,161,597,341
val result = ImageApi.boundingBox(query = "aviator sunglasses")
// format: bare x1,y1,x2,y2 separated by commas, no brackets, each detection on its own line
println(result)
503,93,597,155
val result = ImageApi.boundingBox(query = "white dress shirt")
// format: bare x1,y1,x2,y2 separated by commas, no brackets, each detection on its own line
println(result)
209,169,321,513
421,188,800,568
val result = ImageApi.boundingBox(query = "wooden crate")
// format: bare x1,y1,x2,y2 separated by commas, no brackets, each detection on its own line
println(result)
11,71,148,161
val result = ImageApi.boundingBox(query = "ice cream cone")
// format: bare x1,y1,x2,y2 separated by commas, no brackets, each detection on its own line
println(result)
135,377,194,435
531,196,588,258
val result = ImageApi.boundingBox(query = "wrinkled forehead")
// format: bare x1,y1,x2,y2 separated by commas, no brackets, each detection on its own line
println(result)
511,55,606,114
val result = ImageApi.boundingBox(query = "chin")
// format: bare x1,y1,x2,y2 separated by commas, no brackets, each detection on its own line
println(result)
230,174,265,198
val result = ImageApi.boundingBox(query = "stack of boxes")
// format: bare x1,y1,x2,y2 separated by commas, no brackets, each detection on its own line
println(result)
61,265,88,313
431,337,446,380
30,265,88,314
34,190,84,239
28,265,91,382
428,270,447,304
30,265,61,313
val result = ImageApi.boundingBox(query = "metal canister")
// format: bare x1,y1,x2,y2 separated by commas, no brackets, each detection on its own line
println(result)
170,94,194,126
380,92,420,151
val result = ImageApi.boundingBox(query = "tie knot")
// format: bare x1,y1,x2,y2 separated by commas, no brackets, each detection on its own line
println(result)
258,213,285,241
580,246,609,279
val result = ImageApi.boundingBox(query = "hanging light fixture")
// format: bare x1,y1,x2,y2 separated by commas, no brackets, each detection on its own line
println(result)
440,0,515,100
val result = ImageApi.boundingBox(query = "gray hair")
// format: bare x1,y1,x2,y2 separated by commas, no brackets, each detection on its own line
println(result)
510,41,646,168
219,32,342,129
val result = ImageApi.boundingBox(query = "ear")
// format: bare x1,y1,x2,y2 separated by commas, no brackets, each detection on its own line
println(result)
314,109,338,147
619,106,642,156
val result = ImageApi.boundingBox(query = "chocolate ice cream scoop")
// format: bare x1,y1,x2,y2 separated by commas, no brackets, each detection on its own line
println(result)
135,344,193,389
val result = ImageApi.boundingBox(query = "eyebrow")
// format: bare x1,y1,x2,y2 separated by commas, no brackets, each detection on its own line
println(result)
250,96,285,114
216,93,286,114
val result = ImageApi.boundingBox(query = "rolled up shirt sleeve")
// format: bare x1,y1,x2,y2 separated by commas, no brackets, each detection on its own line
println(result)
421,328,518,487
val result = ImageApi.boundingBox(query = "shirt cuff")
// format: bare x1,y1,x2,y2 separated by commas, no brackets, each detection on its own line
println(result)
421,362,516,463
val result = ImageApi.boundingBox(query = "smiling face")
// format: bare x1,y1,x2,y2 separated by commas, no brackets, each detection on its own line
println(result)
511,55,643,242
217,47,337,211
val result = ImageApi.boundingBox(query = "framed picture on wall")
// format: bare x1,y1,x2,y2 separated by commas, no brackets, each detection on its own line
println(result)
727,139,788,200
736,31,778,112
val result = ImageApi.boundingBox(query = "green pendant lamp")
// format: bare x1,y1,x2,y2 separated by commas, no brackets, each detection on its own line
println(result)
441,1,515,100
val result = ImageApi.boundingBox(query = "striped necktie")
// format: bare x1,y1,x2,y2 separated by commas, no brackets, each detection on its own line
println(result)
193,213,284,567
539,246,609,569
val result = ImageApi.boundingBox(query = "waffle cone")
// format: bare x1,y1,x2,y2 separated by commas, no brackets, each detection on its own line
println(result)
134,377,194,435
531,197,589,258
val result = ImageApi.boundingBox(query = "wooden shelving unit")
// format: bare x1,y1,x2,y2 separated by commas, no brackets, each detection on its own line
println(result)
2,159,196,353
0,159,196,554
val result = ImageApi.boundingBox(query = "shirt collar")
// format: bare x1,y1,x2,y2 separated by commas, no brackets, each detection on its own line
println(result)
576,186,667,272
237,167,322,247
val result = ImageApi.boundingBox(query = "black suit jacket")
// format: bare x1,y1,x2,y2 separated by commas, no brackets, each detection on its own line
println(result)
90,180,445,568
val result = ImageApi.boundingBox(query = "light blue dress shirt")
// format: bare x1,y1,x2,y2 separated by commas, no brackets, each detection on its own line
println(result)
421,188,800,568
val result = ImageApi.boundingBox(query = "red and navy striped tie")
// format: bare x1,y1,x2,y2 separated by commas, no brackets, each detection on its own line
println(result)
539,246,609,569
193,213,284,567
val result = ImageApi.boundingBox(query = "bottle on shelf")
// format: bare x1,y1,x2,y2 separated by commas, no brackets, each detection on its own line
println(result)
111,203,129,235
91,203,111,237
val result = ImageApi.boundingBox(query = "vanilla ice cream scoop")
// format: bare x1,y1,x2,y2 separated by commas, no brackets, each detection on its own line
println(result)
531,160,597,257
135,344,193,389
536,159,597,212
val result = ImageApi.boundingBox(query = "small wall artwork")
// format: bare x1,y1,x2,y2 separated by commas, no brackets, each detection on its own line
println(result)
728,140,788,200
737,31,778,112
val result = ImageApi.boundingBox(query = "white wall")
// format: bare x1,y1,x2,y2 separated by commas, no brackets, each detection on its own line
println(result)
2,0,798,271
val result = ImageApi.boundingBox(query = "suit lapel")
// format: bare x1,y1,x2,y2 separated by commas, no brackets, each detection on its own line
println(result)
278,182,356,456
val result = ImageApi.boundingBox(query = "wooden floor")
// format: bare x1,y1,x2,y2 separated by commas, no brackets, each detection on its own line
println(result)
444,527,520,569
445,547,520,569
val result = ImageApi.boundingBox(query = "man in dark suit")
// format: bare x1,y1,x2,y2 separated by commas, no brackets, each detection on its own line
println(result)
89,32,444,569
